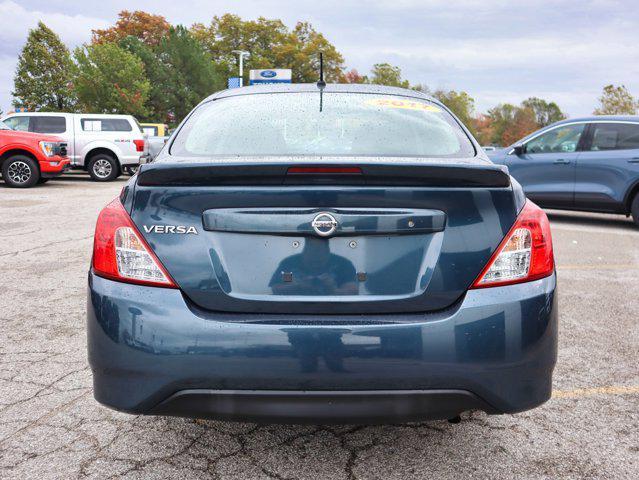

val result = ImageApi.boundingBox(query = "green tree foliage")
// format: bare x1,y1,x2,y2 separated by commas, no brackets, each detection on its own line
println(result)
191,14,345,84
369,63,409,88
594,84,638,115
12,22,76,111
121,27,224,122
73,43,150,116
433,89,476,134
276,22,345,83
522,97,566,126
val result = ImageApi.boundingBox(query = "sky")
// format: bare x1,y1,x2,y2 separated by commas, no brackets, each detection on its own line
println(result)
1,0,638,117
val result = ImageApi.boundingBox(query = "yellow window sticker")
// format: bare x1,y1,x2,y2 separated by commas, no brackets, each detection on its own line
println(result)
365,98,442,112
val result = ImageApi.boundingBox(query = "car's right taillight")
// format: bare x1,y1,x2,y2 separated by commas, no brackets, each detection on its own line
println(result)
471,200,554,289
92,198,177,288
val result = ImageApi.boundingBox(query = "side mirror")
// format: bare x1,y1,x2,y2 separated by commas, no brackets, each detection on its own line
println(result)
512,145,525,156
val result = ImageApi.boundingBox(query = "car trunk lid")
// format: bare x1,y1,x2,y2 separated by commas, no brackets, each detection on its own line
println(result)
129,159,520,315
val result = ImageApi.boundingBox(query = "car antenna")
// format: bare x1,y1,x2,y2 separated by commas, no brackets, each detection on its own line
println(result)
317,52,326,88
317,52,326,112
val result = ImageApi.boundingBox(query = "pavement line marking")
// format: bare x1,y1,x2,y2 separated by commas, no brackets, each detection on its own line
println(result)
553,385,639,399
557,264,639,271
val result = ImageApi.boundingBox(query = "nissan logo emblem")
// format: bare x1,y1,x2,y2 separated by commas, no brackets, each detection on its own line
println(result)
311,212,338,237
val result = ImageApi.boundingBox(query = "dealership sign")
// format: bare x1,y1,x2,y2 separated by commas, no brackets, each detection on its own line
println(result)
249,69,292,85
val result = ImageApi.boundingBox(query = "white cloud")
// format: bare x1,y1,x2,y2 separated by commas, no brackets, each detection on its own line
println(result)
0,0,108,111
0,1,108,51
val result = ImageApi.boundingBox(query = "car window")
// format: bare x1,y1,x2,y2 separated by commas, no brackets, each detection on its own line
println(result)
169,92,476,158
81,118,133,132
4,116,30,132
143,126,158,136
30,116,66,134
589,123,639,151
525,124,585,154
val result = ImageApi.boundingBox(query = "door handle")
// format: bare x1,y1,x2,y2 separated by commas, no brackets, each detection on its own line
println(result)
554,159,571,164
628,158,639,163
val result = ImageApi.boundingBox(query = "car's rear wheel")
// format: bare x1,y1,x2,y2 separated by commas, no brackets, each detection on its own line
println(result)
631,193,639,227
2,155,40,188
88,154,119,182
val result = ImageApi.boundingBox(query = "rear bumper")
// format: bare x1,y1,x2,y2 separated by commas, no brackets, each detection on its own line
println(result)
149,389,497,424
87,272,558,423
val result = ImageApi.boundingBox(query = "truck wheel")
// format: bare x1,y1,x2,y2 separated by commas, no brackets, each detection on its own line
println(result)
631,193,639,228
2,155,40,188
88,154,119,182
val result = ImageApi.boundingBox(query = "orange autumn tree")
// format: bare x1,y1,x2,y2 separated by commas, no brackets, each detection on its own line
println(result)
92,10,171,47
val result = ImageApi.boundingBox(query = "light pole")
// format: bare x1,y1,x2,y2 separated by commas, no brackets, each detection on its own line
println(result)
231,50,250,86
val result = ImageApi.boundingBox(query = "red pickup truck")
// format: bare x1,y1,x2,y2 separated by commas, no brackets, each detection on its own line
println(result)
0,121,69,188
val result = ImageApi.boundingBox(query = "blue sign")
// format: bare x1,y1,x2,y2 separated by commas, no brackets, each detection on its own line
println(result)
260,70,277,78
227,77,241,89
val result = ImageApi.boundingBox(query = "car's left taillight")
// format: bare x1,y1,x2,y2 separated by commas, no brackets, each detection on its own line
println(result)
470,200,554,289
92,198,177,288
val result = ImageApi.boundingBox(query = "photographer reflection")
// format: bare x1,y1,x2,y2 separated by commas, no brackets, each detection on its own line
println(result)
269,238,358,295
284,328,349,373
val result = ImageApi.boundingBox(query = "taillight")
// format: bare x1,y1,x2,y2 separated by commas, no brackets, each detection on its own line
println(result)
92,198,177,288
133,139,145,152
471,200,554,289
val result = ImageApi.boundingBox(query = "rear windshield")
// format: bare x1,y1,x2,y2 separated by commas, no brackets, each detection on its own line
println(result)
169,92,475,158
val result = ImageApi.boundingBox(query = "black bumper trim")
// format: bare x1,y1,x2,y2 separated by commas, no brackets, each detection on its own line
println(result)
148,389,499,424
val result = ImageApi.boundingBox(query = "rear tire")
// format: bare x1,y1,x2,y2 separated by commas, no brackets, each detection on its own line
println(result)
2,155,40,188
631,193,639,227
88,154,119,182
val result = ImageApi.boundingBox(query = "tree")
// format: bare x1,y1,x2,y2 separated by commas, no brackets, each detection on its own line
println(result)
73,43,150,117
486,103,519,145
501,107,538,146
274,22,345,82
369,63,409,88
594,84,638,115
433,89,476,134
472,114,496,146
191,15,345,84
122,27,224,123
344,69,367,84
522,97,565,126
12,22,76,111
92,10,170,46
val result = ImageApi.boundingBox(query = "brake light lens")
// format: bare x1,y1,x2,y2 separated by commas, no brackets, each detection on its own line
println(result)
287,166,362,174
133,139,145,152
471,200,554,288
92,198,177,288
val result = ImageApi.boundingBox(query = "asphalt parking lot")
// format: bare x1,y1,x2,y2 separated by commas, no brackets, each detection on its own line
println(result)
1,174,638,479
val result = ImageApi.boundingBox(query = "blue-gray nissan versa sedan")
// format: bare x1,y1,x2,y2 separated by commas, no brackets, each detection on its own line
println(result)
87,83,557,424
488,116,639,226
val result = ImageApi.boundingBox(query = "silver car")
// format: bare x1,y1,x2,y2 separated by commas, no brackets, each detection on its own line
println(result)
1,112,148,181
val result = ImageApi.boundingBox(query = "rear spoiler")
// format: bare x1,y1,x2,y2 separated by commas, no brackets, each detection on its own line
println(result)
137,161,511,188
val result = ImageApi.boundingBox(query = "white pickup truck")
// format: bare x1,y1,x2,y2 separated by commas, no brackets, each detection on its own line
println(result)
1,112,148,181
